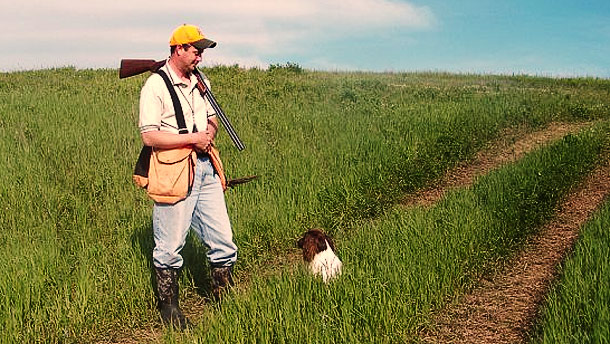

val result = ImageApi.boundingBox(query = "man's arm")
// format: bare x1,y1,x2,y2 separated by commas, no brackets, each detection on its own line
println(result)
207,115,219,140
141,130,213,152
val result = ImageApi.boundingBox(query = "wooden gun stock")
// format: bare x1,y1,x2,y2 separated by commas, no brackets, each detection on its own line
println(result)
119,59,166,79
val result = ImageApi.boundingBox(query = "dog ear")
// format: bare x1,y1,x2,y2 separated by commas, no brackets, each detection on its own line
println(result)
316,236,328,252
302,237,317,262
297,237,304,248
324,234,337,252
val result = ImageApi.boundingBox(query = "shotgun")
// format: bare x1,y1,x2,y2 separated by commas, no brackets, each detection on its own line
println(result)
119,59,245,151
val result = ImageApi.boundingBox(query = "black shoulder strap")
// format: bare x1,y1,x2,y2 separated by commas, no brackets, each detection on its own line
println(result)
156,69,189,134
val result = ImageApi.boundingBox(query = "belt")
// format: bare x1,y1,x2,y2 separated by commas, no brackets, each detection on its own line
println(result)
197,151,210,159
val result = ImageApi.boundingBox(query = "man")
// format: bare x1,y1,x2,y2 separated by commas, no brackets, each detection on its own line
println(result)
138,24,237,329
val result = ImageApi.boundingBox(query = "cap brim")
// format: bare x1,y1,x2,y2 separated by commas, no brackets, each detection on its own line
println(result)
192,38,217,50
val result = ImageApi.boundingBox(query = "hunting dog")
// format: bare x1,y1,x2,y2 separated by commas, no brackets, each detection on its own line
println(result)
297,229,342,283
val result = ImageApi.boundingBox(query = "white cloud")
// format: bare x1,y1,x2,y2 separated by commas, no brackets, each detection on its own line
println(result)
205,0,436,52
0,0,435,70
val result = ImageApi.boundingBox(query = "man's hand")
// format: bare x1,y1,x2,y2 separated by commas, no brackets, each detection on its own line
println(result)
192,131,214,154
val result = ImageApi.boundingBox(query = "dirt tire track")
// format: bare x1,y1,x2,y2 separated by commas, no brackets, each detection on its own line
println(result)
418,157,610,343
402,122,589,207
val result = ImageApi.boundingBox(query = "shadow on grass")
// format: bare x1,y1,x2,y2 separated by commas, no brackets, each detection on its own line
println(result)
130,222,213,298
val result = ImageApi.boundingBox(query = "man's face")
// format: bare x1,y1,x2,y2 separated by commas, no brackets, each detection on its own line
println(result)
179,45,203,73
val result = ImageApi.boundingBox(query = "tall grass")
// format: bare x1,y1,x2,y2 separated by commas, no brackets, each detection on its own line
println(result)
0,67,608,342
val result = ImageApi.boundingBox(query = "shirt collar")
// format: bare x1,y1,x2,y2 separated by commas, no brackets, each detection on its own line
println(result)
164,59,198,91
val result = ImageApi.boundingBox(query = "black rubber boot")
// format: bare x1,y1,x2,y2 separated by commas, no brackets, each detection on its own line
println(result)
154,268,189,329
211,266,234,300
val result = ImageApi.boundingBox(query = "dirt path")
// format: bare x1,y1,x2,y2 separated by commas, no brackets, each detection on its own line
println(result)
401,122,589,207
418,138,610,342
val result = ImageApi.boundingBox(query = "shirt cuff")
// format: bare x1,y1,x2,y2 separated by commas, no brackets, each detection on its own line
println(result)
139,125,159,133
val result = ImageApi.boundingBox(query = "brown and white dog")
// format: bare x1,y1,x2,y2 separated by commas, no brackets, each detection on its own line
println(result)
297,229,342,283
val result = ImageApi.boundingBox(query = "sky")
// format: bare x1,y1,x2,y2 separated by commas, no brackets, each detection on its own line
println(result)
1,0,609,77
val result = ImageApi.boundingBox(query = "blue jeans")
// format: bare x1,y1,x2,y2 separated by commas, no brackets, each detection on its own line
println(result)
152,155,237,269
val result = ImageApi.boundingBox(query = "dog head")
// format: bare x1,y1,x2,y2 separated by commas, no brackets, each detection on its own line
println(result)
297,228,337,262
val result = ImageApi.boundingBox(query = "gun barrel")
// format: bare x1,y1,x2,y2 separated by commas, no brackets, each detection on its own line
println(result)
203,92,246,151
194,69,245,151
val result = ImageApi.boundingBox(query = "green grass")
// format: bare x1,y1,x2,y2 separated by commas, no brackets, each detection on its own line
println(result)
531,200,610,343
194,121,610,344
0,66,609,342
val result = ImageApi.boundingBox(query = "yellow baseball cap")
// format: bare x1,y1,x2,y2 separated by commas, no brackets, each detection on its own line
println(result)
170,24,217,49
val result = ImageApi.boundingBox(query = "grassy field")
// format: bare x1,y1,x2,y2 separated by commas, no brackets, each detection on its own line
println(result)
0,66,609,343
